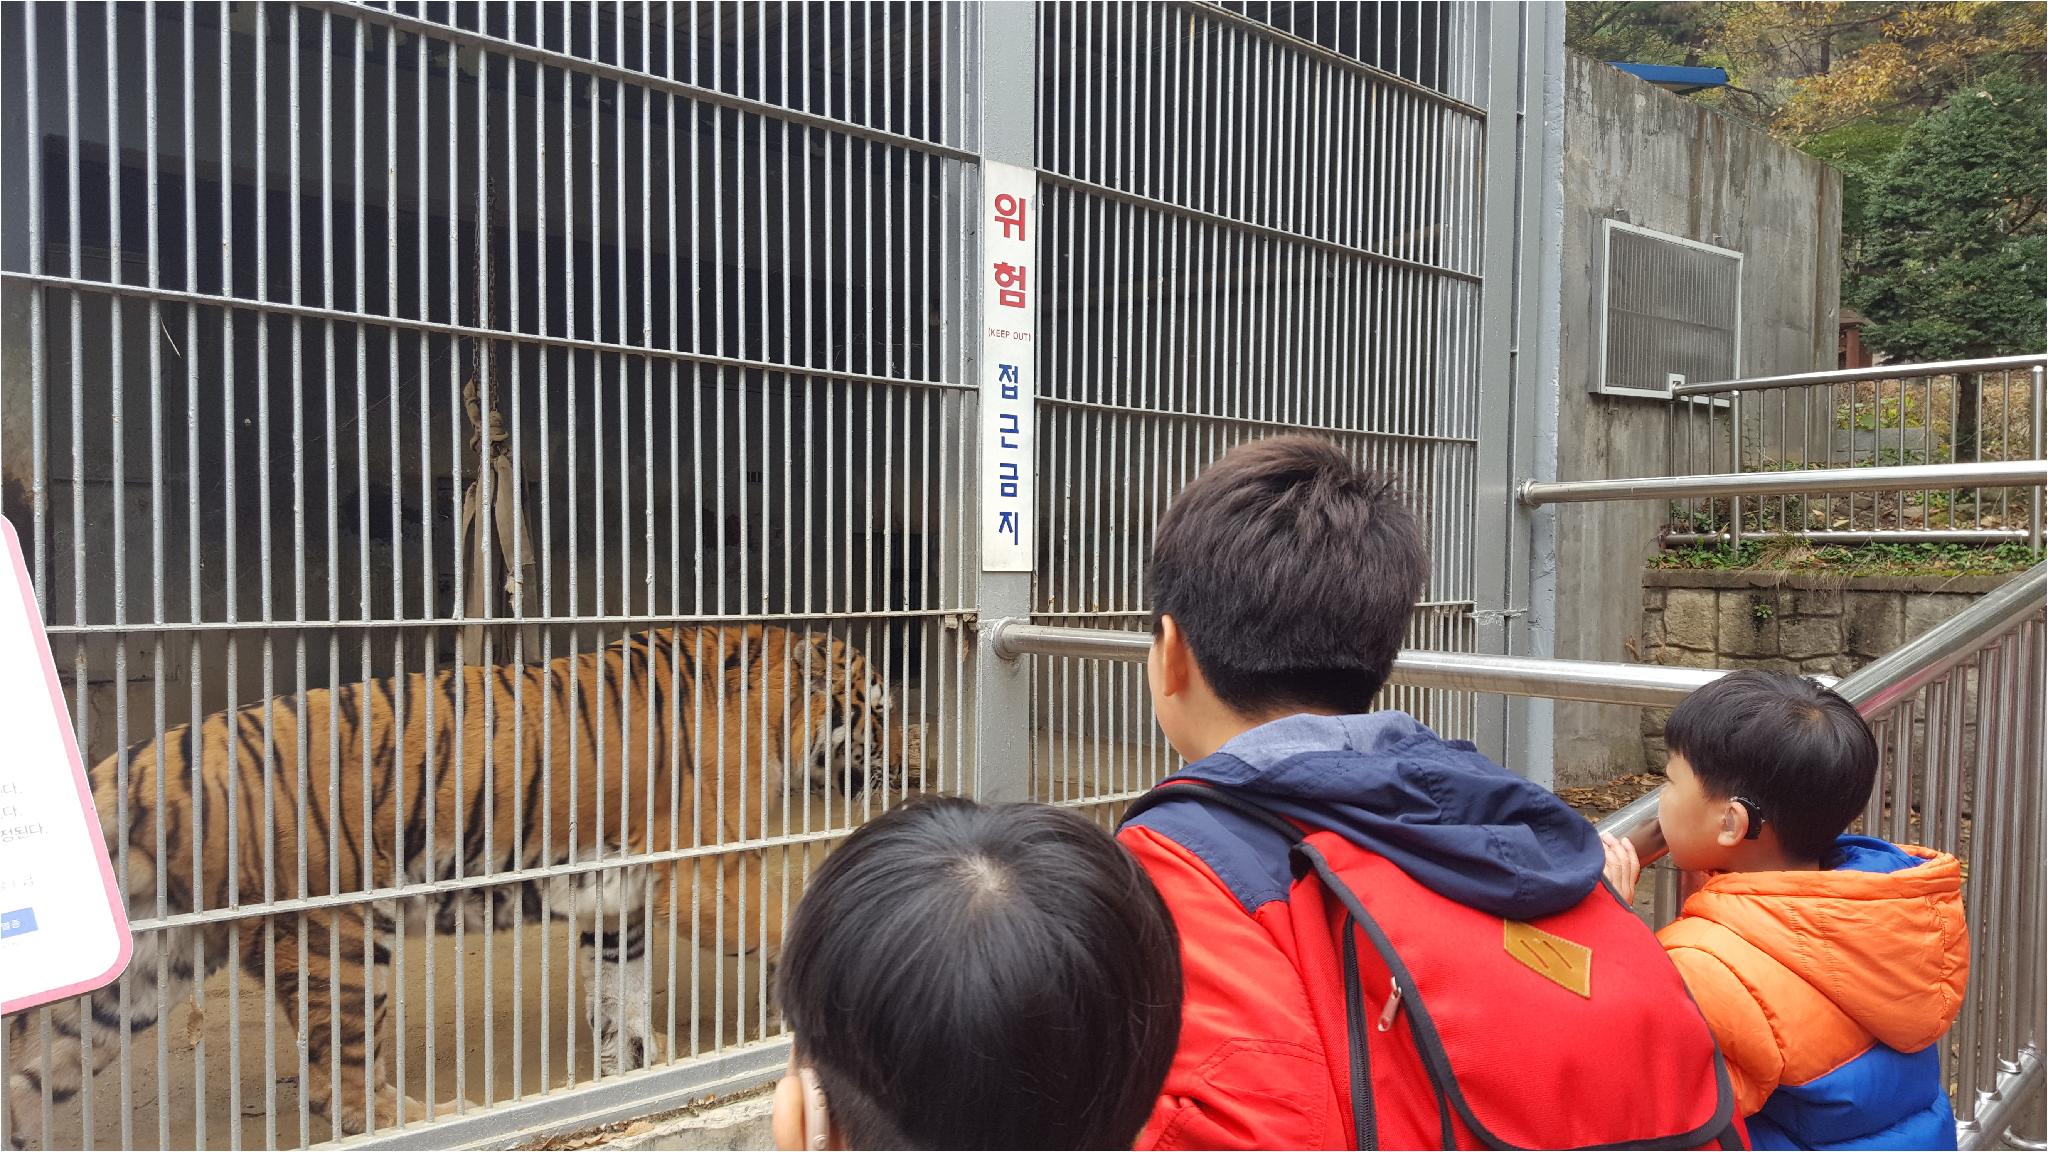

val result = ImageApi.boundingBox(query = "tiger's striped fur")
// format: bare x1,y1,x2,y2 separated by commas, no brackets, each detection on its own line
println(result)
3,624,909,1144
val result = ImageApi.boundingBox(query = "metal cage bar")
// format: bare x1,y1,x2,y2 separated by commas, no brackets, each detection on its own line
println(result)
1028,0,1495,818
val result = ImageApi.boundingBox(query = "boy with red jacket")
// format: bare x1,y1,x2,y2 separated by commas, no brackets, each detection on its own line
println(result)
1118,436,1739,1150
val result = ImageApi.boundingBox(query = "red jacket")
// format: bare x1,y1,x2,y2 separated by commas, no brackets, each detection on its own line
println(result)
1119,819,1351,1148
1118,712,1734,1150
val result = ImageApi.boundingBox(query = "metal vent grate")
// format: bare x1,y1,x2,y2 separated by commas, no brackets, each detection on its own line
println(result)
1597,221,1742,398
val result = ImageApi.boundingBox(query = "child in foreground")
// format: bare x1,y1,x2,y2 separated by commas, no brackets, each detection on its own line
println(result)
769,796,1183,1151
1604,669,1970,1150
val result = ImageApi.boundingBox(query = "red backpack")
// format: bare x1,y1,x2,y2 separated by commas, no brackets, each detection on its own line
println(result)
1122,784,1744,1150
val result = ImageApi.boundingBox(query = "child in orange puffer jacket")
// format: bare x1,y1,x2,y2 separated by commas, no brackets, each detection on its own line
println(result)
1604,669,1970,1151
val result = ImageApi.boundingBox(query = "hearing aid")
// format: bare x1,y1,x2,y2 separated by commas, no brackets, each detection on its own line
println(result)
1731,795,1765,840
799,1066,830,1151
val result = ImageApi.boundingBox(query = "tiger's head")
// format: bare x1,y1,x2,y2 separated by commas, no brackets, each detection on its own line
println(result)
794,633,921,799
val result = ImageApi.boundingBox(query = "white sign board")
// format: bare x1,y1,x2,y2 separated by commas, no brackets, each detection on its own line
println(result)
0,518,131,1015
980,161,1037,572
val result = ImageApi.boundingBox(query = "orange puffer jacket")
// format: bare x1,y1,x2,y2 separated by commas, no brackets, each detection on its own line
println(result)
1658,836,1969,1150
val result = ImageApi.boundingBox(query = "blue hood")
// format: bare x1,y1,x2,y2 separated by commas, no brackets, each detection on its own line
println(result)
1153,712,1605,919
1826,834,1923,875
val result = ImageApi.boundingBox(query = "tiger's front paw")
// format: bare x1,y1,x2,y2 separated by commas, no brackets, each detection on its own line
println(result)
328,1083,478,1135
595,1019,662,1076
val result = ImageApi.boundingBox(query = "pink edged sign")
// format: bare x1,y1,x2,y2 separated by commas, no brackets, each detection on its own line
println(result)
0,518,132,1016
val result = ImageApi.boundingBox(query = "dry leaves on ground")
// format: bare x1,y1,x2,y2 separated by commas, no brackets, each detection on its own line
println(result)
1554,773,1664,822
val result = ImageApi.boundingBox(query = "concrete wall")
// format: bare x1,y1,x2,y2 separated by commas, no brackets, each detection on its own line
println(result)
1549,56,1843,789
1638,569,2014,773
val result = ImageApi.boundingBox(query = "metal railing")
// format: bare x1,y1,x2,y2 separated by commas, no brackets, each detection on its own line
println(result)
990,619,1747,708
1598,563,2047,1150
1659,355,2046,549
1521,459,2048,508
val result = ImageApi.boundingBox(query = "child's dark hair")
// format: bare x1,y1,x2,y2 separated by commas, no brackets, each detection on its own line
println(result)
1149,435,1427,715
773,796,1183,1150
1664,670,1878,860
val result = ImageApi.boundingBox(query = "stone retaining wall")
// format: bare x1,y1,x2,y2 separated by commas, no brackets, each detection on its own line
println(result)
1637,569,2017,770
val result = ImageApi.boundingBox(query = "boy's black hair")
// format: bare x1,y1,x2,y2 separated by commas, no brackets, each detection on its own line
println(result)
1148,435,1428,715
773,796,1182,1150
1664,669,1878,861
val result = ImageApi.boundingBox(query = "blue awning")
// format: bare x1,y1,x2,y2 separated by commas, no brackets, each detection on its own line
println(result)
1608,63,1730,94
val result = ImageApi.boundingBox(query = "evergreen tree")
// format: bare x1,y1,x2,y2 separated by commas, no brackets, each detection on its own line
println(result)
1848,72,2047,359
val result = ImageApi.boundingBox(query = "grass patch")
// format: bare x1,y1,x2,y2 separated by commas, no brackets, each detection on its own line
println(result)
1651,540,2042,578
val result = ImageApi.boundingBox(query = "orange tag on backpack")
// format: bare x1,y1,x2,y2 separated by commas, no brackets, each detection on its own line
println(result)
1503,920,1592,999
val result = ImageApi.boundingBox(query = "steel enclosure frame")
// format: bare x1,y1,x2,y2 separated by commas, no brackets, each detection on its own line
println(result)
1473,0,1565,779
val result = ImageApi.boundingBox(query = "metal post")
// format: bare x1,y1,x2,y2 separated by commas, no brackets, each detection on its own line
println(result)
1471,1,1563,775
2032,366,2043,552
1730,389,1743,552
969,2,1037,806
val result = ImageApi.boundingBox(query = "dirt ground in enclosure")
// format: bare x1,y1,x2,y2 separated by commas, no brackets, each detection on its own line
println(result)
26,923,787,1150
22,833,840,1152
1030,733,1181,807
23,742,1703,1151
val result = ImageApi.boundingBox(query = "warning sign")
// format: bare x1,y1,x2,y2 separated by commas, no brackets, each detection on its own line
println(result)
0,518,131,1015
979,160,1038,572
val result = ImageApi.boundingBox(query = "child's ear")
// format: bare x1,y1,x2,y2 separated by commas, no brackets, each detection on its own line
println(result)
1153,615,1193,697
1715,800,1750,847
772,1065,807,1151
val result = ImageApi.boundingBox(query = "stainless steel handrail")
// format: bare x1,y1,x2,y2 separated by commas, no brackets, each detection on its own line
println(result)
1662,529,2029,547
1672,354,2047,398
989,564,2046,859
987,620,1749,708
1602,562,2047,1150
995,568,2047,1145
1960,1049,2047,1152
1519,460,2048,507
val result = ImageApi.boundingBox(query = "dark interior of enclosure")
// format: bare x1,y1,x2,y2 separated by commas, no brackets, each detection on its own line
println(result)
1,2,981,763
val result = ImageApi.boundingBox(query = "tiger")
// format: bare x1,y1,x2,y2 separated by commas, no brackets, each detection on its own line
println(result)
3,624,914,1145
